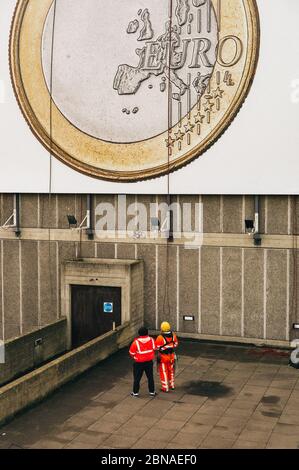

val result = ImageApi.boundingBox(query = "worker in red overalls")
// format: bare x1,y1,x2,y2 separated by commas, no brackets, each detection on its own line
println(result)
129,327,157,397
155,322,179,392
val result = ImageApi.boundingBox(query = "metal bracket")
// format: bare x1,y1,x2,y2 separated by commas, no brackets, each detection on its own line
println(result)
0,195,21,237
2,210,17,229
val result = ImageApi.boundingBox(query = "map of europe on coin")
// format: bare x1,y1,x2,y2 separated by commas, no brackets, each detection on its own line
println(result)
10,0,260,181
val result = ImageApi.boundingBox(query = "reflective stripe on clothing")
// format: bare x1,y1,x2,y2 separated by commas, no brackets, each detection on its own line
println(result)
155,332,178,364
136,350,154,354
136,338,155,355
129,336,155,363
159,362,175,391
135,337,156,354
161,363,169,391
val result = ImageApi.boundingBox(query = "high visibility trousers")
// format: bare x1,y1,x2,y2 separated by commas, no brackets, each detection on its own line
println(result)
159,362,175,392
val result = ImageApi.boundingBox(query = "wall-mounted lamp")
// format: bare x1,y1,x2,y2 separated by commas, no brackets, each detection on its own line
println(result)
245,219,255,234
67,215,78,228
67,213,89,229
244,196,262,247
66,195,94,240
0,194,21,237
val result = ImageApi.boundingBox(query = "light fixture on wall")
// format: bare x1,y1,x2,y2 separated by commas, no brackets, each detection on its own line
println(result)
245,219,262,246
67,213,90,230
67,215,78,228
66,196,94,240
244,196,262,247
245,219,255,234
0,194,21,237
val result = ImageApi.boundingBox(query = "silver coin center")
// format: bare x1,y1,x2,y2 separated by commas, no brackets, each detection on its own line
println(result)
42,0,218,143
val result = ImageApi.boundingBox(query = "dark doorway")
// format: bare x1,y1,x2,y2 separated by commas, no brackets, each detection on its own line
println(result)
71,285,121,348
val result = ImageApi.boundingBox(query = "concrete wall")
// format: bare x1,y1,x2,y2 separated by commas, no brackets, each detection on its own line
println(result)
0,194,298,346
0,323,136,426
0,319,67,386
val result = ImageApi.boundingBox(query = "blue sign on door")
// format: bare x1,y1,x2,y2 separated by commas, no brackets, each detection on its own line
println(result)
103,302,113,313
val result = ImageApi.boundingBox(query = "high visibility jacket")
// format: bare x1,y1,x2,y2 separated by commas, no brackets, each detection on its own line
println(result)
155,332,178,363
129,336,156,362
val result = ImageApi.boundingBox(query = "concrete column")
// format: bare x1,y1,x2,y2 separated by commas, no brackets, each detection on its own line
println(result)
201,246,221,335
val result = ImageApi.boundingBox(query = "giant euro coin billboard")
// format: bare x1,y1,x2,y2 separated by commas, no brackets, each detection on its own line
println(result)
10,0,259,181
0,0,299,193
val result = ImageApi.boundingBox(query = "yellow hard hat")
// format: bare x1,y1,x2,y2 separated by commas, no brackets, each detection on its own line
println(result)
161,321,171,333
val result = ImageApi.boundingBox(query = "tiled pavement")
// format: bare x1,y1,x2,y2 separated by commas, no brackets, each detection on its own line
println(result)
0,341,299,449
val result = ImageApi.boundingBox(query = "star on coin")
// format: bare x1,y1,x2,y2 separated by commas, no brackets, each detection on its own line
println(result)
175,129,185,141
184,122,195,133
213,87,225,99
203,101,215,112
194,112,205,124
165,135,175,147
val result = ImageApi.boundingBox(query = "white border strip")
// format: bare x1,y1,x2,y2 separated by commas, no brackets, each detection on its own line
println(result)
155,244,158,330
242,196,246,233
241,248,245,337
1,240,4,340
287,196,292,235
198,246,202,333
286,249,290,341
56,241,60,319
220,196,224,233
176,245,180,332
263,249,268,339
19,240,22,335
37,240,41,327
219,247,223,335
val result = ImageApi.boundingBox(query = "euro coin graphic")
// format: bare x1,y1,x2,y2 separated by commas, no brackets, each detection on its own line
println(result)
10,0,260,181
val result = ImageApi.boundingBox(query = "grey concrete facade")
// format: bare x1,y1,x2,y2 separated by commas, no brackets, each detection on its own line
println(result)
0,194,298,346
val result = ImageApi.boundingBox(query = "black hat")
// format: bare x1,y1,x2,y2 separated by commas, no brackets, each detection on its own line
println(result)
138,327,148,336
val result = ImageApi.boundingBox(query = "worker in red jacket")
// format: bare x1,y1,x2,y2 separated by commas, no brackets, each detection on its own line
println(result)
155,322,179,392
129,327,157,397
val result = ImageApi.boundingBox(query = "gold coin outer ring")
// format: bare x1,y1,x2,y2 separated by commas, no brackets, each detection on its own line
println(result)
9,0,260,182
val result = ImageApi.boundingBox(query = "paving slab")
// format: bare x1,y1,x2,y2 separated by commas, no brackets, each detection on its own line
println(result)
201,436,236,449
233,440,266,449
171,430,204,447
266,433,299,449
238,429,273,444
207,426,241,441
132,439,167,449
0,341,297,449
